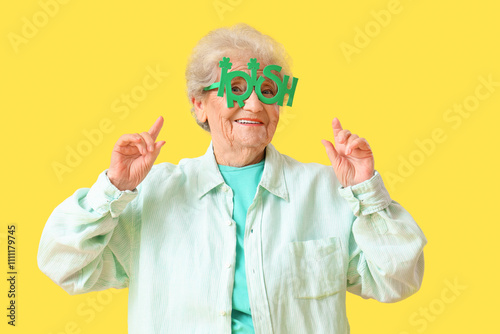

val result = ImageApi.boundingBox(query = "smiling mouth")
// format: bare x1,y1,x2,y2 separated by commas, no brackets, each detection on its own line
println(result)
234,119,264,125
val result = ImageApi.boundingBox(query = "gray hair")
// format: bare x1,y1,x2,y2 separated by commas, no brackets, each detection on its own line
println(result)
185,23,293,132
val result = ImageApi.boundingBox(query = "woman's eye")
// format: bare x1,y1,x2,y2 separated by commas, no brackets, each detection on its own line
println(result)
261,89,275,97
231,86,245,95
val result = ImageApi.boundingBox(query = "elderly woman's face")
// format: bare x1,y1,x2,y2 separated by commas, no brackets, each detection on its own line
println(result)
194,53,280,153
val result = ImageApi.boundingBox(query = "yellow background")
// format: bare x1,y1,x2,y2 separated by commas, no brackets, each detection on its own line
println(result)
1,0,499,333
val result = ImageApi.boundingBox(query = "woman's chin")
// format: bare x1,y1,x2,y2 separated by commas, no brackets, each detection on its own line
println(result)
233,136,270,149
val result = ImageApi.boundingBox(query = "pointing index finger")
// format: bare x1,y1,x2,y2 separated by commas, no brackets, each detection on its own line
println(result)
332,117,343,137
149,116,164,142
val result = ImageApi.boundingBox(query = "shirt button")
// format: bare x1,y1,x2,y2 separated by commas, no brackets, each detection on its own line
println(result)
222,185,229,192
219,310,226,316
226,263,232,268
227,220,233,226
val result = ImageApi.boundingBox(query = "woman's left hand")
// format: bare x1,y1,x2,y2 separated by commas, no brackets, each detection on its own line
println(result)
321,118,375,187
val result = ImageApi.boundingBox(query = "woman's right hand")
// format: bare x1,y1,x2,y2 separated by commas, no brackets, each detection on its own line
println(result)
107,116,166,191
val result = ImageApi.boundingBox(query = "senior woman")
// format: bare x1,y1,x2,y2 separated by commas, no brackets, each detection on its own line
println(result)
38,24,426,333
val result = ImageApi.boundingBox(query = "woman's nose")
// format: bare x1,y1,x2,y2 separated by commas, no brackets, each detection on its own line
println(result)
242,90,263,112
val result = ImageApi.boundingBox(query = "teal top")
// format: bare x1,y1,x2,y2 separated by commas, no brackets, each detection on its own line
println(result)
218,159,265,334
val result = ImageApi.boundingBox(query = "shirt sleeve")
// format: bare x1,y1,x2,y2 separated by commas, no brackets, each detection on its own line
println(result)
338,170,427,303
37,170,139,295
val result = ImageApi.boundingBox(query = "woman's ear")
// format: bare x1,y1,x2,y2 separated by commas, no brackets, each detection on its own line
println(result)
192,97,207,123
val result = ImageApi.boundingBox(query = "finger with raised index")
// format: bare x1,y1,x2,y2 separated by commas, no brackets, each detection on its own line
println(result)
148,116,164,142
332,117,344,138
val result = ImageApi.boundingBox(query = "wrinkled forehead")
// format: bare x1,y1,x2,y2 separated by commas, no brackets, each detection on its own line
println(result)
229,73,277,85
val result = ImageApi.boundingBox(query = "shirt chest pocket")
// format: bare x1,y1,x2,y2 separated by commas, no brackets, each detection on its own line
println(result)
288,237,345,299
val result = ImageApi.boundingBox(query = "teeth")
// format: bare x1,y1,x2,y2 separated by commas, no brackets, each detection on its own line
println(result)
236,120,261,124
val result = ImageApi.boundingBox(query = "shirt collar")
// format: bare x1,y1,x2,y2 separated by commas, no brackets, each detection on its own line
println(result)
197,141,289,201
